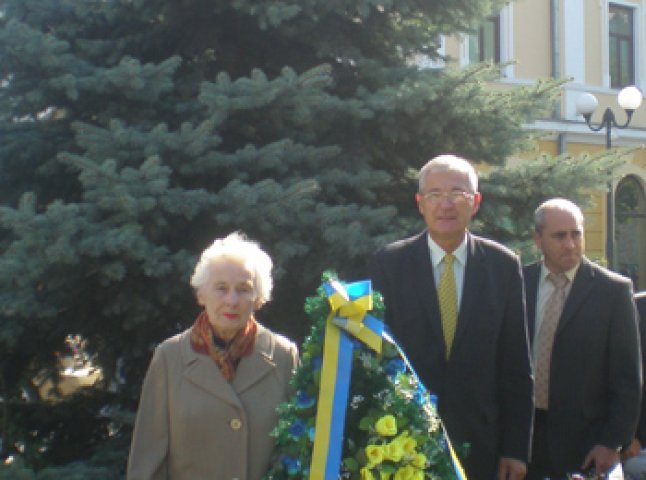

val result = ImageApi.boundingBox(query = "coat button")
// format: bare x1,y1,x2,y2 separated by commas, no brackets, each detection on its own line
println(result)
230,418,242,430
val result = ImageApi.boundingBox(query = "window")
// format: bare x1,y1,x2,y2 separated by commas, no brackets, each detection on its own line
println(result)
410,36,446,70
608,4,634,88
468,16,500,63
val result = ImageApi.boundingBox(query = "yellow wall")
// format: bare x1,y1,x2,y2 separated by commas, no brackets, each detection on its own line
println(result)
513,0,552,79
583,1,604,86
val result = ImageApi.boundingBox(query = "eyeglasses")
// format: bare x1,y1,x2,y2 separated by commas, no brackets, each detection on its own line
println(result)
419,190,474,204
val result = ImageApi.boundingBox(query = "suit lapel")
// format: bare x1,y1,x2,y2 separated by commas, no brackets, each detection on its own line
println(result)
408,233,445,352
454,234,485,353
557,258,595,334
524,263,541,343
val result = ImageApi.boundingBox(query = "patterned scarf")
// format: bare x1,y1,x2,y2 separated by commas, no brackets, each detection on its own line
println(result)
190,310,257,381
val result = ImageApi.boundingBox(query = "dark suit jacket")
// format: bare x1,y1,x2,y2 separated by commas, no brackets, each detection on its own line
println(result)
369,231,533,480
635,292,646,445
524,259,641,476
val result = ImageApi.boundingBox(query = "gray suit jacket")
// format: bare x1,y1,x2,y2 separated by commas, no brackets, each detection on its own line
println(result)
524,258,641,475
370,231,533,480
127,323,298,480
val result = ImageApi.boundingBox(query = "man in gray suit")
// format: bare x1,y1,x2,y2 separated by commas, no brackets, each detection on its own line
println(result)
370,154,533,480
524,198,641,479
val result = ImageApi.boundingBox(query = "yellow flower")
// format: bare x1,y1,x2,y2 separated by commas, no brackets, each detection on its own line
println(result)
361,467,376,480
393,465,417,480
383,441,404,462
393,432,417,454
412,469,424,480
411,453,427,469
365,444,384,468
375,415,398,436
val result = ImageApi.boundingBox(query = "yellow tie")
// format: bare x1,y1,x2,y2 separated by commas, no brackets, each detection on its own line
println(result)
438,254,458,359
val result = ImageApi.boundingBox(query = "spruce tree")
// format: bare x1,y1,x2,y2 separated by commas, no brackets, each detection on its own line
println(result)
0,0,617,475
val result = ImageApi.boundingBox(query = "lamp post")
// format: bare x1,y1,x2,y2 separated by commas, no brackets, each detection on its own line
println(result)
575,85,643,270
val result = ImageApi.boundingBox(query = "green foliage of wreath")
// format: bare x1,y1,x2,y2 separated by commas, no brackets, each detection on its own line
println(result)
264,272,460,480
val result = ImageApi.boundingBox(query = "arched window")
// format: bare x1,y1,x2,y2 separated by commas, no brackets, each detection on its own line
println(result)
615,175,646,290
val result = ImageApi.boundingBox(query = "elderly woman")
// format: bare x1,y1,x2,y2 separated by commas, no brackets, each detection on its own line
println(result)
127,232,299,480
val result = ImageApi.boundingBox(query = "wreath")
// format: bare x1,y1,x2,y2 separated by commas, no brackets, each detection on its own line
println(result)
264,272,462,480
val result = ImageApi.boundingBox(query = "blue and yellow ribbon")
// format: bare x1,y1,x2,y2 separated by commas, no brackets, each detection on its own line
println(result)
309,278,467,480
309,279,383,480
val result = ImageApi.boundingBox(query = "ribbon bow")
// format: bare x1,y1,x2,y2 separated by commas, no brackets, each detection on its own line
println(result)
326,278,383,354
309,279,384,480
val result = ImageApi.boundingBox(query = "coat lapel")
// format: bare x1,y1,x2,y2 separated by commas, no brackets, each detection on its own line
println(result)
181,331,242,408
232,324,277,394
180,325,277,406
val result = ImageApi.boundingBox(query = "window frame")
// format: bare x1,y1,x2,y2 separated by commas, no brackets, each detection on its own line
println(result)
460,5,513,77
608,3,635,88
472,15,501,64
603,1,641,90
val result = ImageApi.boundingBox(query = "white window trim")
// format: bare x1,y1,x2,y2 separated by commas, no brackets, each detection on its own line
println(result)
426,36,446,69
409,36,446,70
500,5,514,78
459,34,469,68
564,0,586,85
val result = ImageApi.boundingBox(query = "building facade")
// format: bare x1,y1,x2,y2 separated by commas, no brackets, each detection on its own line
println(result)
440,0,646,290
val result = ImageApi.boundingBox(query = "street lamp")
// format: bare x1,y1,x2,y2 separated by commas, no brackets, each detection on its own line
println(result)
576,85,643,270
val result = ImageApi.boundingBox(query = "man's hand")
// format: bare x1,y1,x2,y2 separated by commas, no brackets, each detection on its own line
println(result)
498,457,527,480
621,438,641,461
581,445,620,476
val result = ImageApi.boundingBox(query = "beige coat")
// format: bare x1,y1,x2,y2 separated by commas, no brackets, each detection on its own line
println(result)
127,323,298,480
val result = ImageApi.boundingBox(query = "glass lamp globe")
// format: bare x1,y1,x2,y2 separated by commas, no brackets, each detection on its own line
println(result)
576,92,598,115
618,85,643,111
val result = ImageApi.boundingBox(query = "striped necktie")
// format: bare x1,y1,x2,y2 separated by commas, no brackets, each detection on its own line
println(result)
534,272,569,409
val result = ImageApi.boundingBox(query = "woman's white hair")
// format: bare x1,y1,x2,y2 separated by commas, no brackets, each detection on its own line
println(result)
190,232,273,306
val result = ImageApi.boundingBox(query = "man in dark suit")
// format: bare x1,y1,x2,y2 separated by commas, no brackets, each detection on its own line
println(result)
369,154,533,480
623,291,646,478
524,198,641,480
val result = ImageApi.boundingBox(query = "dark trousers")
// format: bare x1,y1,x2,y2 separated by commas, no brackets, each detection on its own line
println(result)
526,409,568,480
